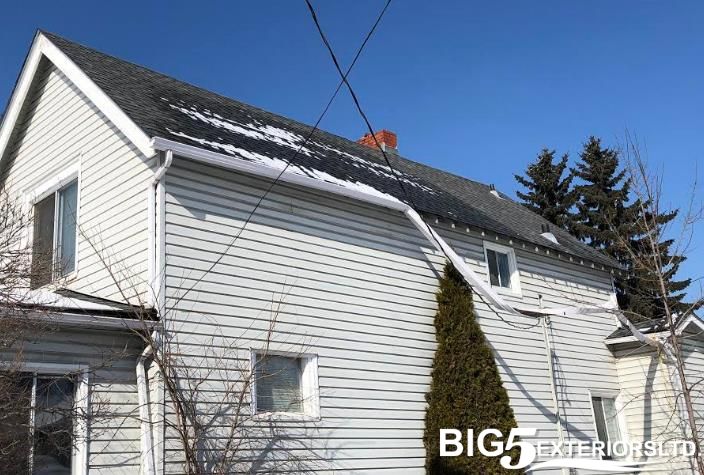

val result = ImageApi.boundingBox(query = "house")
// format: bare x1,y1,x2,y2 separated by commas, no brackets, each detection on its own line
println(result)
0,30,702,474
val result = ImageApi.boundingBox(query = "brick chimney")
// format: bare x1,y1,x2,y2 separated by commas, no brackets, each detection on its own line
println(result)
357,129,397,152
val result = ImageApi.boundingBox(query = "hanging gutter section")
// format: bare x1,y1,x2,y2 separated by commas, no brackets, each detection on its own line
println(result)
150,137,618,320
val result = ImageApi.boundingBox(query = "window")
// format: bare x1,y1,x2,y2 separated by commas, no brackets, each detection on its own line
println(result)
483,242,520,293
252,352,319,418
0,374,76,474
591,396,623,459
31,180,78,288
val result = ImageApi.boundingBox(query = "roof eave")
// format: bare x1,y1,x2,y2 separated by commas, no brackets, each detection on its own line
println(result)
0,31,154,167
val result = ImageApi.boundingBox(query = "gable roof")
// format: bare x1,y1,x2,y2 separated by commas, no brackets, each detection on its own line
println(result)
9,31,619,270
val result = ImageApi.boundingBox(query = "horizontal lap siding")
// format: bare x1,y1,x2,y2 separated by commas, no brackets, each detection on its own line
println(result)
0,328,143,473
683,338,704,442
164,160,622,474
615,351,692,473
0,60,154,303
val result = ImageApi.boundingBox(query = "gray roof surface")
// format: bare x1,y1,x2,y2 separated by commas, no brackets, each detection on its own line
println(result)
41,31,619,269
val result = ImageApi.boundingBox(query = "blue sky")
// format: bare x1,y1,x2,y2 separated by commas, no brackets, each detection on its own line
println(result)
1,1,702,293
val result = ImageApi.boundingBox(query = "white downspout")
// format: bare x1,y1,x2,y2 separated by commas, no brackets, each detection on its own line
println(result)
140,150,172,475
540,296,567,474
147,150,173,309
137,343,155,475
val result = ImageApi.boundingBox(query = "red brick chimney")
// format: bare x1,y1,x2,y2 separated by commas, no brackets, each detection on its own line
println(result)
357,129,397,152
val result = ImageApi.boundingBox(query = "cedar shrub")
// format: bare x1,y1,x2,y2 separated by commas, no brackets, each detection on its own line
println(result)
424,263,522,474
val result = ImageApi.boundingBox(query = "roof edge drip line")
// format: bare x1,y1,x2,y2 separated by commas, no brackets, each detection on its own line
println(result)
152,137,618,320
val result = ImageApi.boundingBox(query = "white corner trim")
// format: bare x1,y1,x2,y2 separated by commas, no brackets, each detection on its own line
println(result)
74,369,90,475
0,33,154,165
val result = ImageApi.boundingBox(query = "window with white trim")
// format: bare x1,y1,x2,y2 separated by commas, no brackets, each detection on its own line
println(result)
31,180,78,288
483,242,520,293
251,352,319,418
591,395,623,459
0,374,77,474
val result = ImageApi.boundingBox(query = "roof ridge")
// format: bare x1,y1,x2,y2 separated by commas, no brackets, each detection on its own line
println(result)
36,31,621,270
41,31,497,191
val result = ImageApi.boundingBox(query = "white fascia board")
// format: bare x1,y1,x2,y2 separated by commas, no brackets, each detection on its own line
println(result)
0,34,43,163
0,32,154,164
151,137,409,212
152,136,621,320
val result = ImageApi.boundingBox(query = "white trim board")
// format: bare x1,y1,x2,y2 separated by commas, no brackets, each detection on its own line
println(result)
0,32,154,165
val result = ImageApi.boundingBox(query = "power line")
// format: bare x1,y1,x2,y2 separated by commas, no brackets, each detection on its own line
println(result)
173,0,393,306
303,0,541,329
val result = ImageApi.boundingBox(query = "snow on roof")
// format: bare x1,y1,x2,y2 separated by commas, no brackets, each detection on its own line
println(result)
39,31,622,270
164,99,436,197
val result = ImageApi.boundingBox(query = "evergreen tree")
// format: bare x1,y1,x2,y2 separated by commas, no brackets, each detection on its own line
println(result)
621,208,692,319
572,136,691,319
424,263,521,474
515,149,576,230
572,137,639,256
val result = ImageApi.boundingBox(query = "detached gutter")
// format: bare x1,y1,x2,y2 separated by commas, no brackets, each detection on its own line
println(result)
151,137,617,320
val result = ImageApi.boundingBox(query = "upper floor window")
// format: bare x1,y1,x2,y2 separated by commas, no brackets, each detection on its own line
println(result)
591,395,624,460
31,180,78,288
251,352,319,418
483,241,520,294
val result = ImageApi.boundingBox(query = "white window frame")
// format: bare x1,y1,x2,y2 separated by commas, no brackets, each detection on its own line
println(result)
483,241,521,296
24,164,81,284
587,389,630,460
7,362,90,475
250,350,320,421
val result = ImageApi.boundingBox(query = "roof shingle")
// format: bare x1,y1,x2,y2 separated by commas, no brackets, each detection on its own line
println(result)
41,31,620,269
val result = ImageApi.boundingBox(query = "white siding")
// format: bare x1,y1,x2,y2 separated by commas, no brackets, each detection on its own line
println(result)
0,58,155,303
163,159,624,473
614,346,694,474
0,326,144,474
684,337,704,442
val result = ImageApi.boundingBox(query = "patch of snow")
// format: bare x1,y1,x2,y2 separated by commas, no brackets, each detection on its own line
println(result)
164,100,315,156
166,129,402,203
311,140,436,194
162,98,435,196
8,289,124,312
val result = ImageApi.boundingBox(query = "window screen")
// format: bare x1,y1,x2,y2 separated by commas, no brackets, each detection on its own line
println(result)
57,181,78,276
30,179,78,287
255,355,302,413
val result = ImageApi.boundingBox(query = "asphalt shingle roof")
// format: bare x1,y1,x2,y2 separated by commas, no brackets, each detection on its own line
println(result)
42,31,619,269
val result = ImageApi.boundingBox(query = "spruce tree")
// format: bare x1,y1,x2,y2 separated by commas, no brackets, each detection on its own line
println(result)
572,136,691,320
515,149,576,230
424,263,521,474
572,137,639,256
621,208,692,319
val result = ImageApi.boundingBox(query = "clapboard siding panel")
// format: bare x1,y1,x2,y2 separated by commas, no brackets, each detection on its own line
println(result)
0,60,155,304
162,159,623,473
615,351,692,474
0,328,143,473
